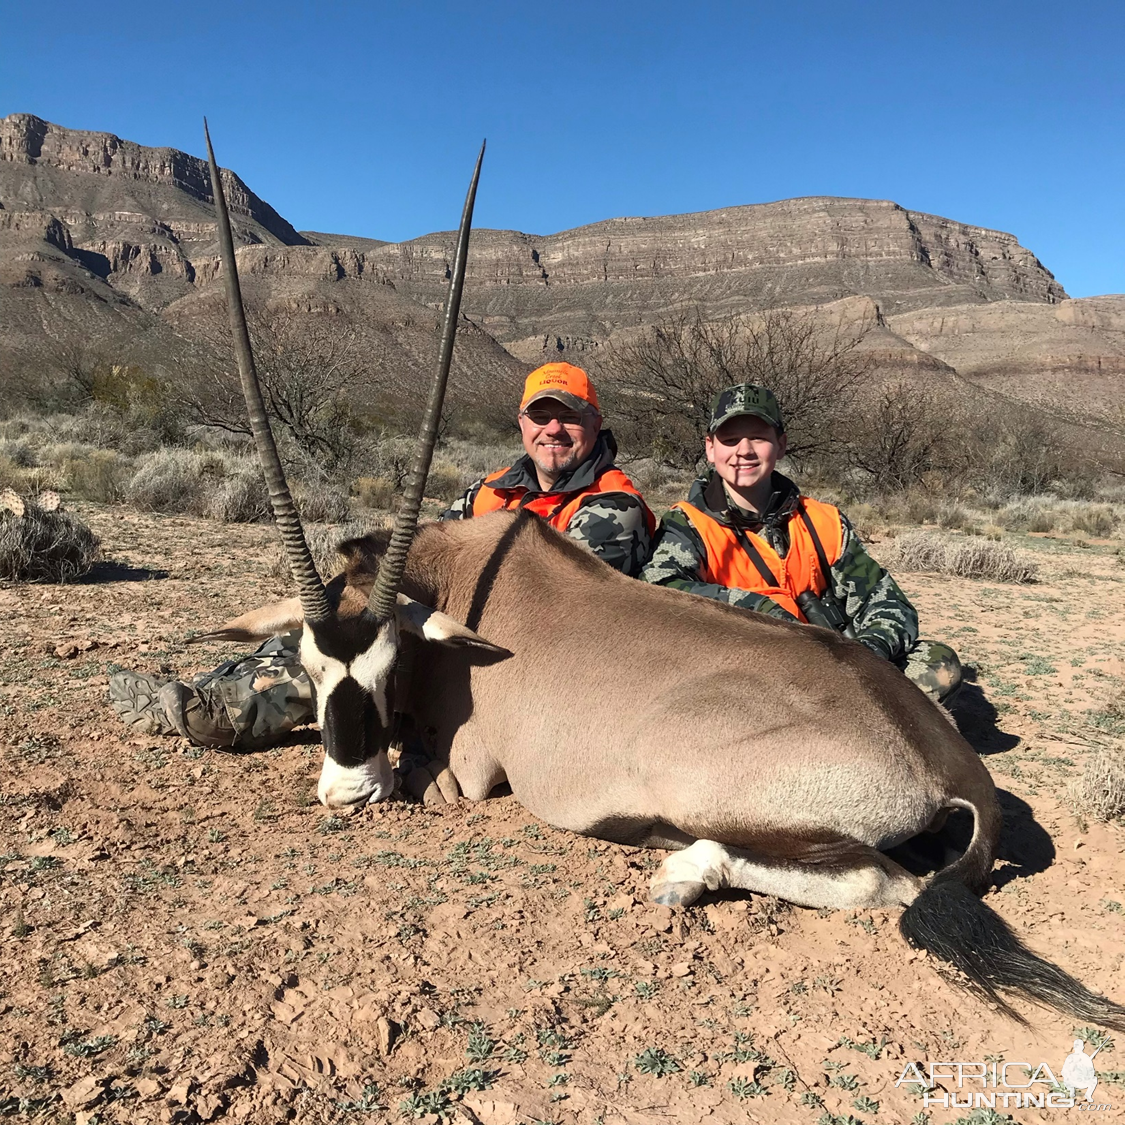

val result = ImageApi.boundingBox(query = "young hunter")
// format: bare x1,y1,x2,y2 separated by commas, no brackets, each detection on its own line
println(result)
108,362,655,748
640,383,961,704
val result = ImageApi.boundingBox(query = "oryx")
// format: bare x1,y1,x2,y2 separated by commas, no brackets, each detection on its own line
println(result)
198,124,1125,1032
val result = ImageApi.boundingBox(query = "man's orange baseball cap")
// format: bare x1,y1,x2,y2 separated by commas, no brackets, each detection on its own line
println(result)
520,362,600,413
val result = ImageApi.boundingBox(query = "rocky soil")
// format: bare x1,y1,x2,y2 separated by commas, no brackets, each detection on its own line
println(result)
1,506,1124,1123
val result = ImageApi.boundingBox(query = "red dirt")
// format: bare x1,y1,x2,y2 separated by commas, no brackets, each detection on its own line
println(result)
1,505,1123,1124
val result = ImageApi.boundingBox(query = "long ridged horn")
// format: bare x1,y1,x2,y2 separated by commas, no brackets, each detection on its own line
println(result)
204,119,331,625
368,140,485,620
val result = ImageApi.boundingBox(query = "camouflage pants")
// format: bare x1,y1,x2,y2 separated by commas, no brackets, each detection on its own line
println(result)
896,639,961,705
191,633,314,745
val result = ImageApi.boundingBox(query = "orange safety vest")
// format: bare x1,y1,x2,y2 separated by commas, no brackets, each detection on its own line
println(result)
673,497,844,621
472,466,656,538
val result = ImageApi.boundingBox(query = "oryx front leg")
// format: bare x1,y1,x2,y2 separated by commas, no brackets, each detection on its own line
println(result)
650,839,922,910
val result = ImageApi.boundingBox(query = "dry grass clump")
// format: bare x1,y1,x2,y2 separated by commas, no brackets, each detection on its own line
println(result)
354,476,397,511
1070,504,1119,538
126,449,270,523
60,448,130,503
205,472,270,523
0,501,100,583
881,530,1038,583
1069,746,1125,822
427,461,466,504
293,483,351,524
268,516,390,580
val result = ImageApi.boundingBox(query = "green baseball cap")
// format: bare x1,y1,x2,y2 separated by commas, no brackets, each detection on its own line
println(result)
707,383,785,434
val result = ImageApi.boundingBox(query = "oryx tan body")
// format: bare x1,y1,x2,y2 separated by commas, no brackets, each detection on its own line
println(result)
222,509,997,911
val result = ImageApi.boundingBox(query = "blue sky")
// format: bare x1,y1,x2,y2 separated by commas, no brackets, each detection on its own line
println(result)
3,1,1122,296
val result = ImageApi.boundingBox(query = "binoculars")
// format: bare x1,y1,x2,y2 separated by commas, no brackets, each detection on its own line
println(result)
796,590,856,639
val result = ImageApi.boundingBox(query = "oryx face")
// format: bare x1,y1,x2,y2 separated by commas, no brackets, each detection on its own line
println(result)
300,611,399,809
202,125,487,812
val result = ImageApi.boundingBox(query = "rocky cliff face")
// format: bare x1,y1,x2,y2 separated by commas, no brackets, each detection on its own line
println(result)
1,113,306,249
356,198,1066,360
3,113,1119,429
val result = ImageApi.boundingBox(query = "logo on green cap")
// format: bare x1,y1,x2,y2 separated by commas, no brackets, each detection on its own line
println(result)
708,384,785,433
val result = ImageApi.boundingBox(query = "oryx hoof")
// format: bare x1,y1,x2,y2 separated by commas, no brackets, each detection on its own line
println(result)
649,880,706,908
404,767,447,807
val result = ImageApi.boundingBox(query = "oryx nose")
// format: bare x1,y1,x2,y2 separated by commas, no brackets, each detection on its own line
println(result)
317,755,394,809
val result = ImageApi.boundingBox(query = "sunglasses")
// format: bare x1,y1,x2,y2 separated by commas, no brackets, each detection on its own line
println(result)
521,405,589,427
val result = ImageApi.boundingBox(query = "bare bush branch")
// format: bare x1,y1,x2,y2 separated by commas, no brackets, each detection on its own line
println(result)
596,306,876,470
173,303,386,472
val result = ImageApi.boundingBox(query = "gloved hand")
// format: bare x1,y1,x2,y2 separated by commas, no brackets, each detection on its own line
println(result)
856,633,893,661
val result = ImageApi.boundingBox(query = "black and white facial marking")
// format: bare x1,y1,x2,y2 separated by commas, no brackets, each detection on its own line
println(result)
300,611,397,809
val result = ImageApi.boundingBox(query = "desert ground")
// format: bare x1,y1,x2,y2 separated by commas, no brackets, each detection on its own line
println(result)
1,504,1123,1125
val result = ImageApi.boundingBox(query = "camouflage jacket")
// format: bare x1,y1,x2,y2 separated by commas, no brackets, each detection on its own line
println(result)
639,471,918,660
440,431,653,577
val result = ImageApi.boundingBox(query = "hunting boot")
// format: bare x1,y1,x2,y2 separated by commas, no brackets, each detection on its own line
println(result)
107,667,239,748
158,681,240,749
107,668,179,736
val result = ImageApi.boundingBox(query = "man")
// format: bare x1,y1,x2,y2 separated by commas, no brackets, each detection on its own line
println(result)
109,362,654,747
443,361,655,572
640,382,961,704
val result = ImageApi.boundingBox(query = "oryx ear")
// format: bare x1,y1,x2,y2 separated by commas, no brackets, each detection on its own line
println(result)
395,594,509,654
187,597,304,644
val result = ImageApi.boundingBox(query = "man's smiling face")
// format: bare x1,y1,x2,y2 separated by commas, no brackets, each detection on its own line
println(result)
518,396,602,488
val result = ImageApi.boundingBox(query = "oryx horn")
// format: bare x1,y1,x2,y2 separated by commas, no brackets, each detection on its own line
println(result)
203,119,331,625
368,140,486,620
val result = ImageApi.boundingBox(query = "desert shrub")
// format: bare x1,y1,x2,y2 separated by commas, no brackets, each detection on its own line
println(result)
882,530,1038,583
995,496,1060,533
0,502,100,582
126,448,210,513
864,489,941,528
1069,504,1119,538
61,448,130,503
0,439,36,468
427,462,465,504
205,471,271,524
268,516,390,581
1069,746,1125,822
126,448,266,519
295,483,351,524
936,502,973,531
355,476,397,510
438,437,521,481
0,454,29,493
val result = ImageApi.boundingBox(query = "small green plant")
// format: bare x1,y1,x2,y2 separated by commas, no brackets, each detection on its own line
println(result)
1072,1027,1114,1054
633,1046,680,1077
441,1068,495,1095
12,1063,53,1083
466,1022,495,1062
61,1032,117,1058
688,1070,711,1086
839,1034,891,1060
336,1083,385,1113
854,1096,880,1113
634,980,658,1000
728,1077,768,1098
398,1088,451,1118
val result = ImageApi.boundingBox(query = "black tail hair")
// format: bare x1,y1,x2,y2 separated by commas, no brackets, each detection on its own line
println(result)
900,878,1125,1031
